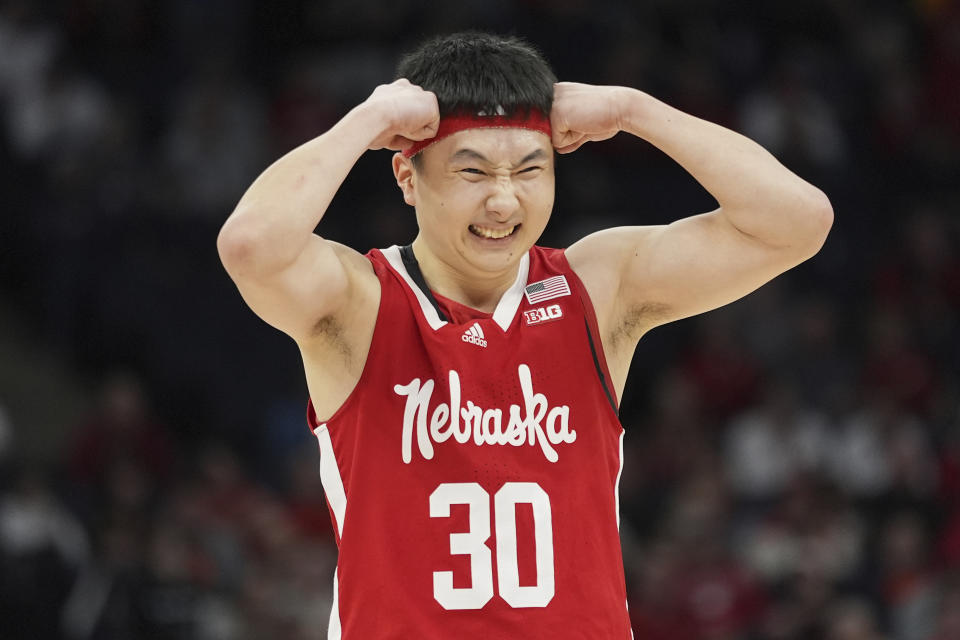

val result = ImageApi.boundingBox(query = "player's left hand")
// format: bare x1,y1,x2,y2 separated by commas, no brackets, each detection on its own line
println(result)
550,82,625,154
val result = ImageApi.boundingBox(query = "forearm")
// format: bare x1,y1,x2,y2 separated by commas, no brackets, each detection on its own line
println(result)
218,105,385,276
616,88,832,248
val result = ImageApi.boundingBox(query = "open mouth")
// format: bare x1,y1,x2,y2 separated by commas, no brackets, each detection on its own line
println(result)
468,224,520,240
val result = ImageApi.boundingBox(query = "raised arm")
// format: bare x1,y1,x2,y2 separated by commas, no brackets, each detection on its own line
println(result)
217,79,439,341
558,82,833,395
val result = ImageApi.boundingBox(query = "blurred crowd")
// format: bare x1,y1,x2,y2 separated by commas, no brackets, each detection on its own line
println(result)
1,0,958,638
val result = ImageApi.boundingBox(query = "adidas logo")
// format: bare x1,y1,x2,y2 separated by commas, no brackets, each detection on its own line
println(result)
461,322,487,348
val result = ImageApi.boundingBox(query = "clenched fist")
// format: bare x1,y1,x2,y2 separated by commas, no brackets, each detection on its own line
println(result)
550,82,627,154
362,79,440,151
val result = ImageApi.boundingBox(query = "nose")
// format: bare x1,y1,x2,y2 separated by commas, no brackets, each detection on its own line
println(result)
485,176,520,220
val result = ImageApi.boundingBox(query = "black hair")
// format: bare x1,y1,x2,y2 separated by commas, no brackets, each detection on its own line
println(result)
397,32,556,166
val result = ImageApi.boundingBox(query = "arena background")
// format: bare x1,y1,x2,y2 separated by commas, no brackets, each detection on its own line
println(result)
1,1,958,638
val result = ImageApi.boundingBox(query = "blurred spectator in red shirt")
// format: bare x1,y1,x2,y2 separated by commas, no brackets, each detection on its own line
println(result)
679,310,761,423
282,447,335,544
667,471,768,639
879,511,939,640
66,371,176,518
929,573,960,640
628,539,698,640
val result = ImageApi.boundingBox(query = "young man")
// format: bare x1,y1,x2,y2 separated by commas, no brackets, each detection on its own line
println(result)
218,33,832,639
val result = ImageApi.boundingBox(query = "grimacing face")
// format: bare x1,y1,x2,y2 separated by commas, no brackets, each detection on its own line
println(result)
392,127,556,280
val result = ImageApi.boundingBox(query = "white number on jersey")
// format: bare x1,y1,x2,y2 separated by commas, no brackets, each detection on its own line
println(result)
429,482,555,610
429,483,494,609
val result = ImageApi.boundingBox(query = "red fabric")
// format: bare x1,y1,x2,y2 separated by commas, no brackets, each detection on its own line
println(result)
68,415,175,483
679,345,760,421
285,500,335,541
939,450,960,504
860,347,937,414
402,109,552,157
630,606,698,640
673,564,768,636
937,511,960,567
306,245,630,639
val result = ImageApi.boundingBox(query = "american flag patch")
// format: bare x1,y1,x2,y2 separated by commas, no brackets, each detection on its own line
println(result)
524,275,571,304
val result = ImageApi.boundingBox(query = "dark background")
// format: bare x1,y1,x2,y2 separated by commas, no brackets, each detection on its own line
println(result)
1,0,958,638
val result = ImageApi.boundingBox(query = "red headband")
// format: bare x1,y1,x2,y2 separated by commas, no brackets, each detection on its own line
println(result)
402,109,552,158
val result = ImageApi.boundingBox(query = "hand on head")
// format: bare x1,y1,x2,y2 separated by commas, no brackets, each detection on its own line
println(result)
550,82,624,154
363,79,625,156
365,79,441,152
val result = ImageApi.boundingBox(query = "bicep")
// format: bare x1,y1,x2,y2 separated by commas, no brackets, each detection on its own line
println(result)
622,209,809,326
570,209,812,334
223,235,359,340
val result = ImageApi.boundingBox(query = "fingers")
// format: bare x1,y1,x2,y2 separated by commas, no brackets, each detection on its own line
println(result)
552,130,586,153
387,135,415,152
421,93,440,137
552,129,618,154
417,119,439,140
556,140,586,154
384,119,438,151
399,110,439,144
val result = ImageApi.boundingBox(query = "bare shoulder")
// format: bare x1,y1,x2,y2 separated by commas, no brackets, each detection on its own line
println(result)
566,226,670,336
327,240,376,278
566,226,671,400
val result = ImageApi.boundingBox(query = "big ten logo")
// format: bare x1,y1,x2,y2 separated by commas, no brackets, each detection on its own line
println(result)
523,304,563,326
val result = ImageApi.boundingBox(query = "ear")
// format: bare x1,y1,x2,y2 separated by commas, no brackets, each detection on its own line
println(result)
392,152,417,207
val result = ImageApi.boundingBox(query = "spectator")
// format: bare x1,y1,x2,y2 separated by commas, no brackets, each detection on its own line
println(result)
736,476,864,587
628,540,698,640
0,3,957,639
724,378,833,503
678,309,761,423
830,393,935,504
0,465,89,639
878,512,939,640
65,370,176,519
823,598,888,640
929,573,960,640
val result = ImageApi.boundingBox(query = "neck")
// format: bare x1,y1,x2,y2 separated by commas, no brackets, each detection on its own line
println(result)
410,236,521,313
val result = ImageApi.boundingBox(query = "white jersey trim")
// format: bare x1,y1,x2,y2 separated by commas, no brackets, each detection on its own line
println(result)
329,568,342,640
491,253,530,332
314,425,346,536
615,428,624,530
314,425,345,638
617,428,632,636
381,245,529,332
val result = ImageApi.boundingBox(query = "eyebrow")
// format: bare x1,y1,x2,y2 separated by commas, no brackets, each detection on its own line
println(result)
449,148,548,168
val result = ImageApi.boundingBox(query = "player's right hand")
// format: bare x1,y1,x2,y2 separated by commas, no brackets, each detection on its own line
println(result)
363,79,440,152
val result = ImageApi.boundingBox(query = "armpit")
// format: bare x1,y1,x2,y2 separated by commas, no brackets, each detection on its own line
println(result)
609,301,670,350
310,315,352,362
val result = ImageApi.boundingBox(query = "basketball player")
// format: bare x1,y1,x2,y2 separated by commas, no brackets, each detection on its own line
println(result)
218,33,832,639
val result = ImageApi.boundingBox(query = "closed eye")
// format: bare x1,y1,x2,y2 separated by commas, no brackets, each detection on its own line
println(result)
460,168,485,175
518,166,542,173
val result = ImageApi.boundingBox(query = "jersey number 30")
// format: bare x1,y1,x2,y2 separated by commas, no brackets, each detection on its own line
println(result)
430,482,555,610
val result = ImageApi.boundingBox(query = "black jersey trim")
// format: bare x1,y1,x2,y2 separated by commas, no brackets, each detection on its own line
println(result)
583,317,618,415
399,244,449,323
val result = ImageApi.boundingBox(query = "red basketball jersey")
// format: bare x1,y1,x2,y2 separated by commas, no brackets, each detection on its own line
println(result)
308,245,632,639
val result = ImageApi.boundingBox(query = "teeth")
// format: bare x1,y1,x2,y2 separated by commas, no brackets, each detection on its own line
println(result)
470,225,516,239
